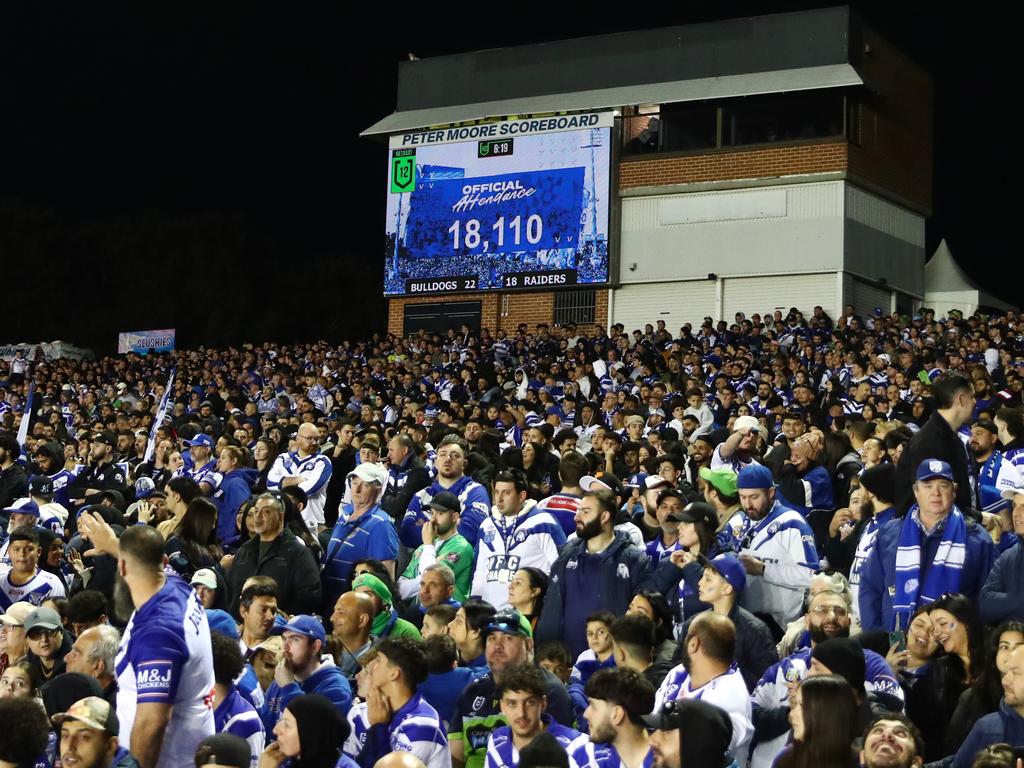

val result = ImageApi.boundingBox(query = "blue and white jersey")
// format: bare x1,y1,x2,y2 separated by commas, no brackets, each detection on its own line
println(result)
344,700,371,759
399,475,491,549
267,451,333,529
188,458,223,493
723,501,819,628
214,686,265,768
710,445,757,474
48,469,79,510
645,536,681,568
586,744,653,768
849,508,897,624
344,699,371,759
115,574,216,768
471,501,566,610
750,648,902,768
485,716,592,768
653,664,752,763
364,693,450,768
0,565,66,609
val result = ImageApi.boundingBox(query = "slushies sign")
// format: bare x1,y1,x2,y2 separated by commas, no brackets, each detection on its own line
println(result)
384,112,613,296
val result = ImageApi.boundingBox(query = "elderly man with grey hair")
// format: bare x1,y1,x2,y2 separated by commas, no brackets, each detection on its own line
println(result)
64,623,121,705
399,562,458,631
776,572,855,658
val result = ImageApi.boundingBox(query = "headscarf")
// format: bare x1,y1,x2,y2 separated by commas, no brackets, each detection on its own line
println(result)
351,573,394,636
284,693,349,768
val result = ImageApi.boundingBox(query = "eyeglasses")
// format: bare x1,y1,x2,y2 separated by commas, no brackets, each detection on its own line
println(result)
810,605,849,618
27,628,59,640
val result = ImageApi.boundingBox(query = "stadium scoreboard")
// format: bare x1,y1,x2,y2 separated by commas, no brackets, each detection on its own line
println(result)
384,112,613,296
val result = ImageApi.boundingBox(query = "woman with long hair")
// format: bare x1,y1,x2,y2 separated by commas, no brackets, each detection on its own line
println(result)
906,593,988,761
253,437,280,494
165,497,224,574
627,590,679,665
774,674,859,768
520,441,552,497
507,567,548,631
886,604,940,692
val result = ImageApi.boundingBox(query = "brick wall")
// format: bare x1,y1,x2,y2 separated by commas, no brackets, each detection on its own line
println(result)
619,140,848,189
387,289,611,336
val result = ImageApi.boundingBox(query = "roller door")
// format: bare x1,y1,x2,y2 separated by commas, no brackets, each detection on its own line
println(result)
723,274,836,322
613,281,716,332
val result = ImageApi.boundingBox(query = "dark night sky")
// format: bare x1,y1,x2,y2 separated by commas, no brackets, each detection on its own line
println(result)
0,4,1016,353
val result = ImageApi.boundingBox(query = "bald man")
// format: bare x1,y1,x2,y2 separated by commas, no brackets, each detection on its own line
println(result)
267,422,333,533
374,753,426,768
331,591,377,679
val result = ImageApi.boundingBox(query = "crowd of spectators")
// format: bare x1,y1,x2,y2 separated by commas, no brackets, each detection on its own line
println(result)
2,302,1024,768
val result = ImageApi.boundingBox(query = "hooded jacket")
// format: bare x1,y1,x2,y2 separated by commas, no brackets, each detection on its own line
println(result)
951,698,1024,768
536,532,651,657
260,657,352,735
979,536,1024,624
213,467,259,548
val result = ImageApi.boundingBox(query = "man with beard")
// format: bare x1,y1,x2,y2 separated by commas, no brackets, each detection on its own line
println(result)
31,440,77,510
399,436,491,550
54,696,140,768
485,663,589,768
0,526,66,607
651,613,752,762
267,422,333,533
536,490,650,658
259,614,352,732
68,432,129,510
748,589,902,768
642,697,735,768
398,491,474,603
582,668,655,768
76,515,215,768
449,608,572,768
969,419,1004,514
724,464,818,635
859,715,924,768
710,415,760,473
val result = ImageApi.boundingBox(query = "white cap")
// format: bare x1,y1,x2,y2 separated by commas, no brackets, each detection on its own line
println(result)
348,462,389,486
580,475,612,493
644,474,672,491
190,568,218,590
733,415,760,433
998,463,1024,501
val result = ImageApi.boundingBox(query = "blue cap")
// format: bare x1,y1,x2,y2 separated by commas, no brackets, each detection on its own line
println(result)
186,434,213,448
271,614,326,645
206,609,239,639
703,554,747,595
736,463,774,490
916,459,954,483
3,498,40,518
134,476,156,499
545,406,562,418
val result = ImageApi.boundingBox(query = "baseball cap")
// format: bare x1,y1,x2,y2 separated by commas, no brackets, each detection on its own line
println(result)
580,473,625,500
644,474,672,492
699,467,738,498
915,459,954,483
3,498,40,518
700,554,747,595
483,608,533,639
736,463,774,490
191,568,218,590
186,434,214,448
271,614,326,645
29,475,54,499
206,609,239,640
668,501,718,528
998,462,1024,501
427,491,461,515
973,419,998,435
92,430,117,447
134,476,157,499
0,602,34,627
24,607,62,634
732,415,760,433
250,635,283,657
53,696,120,737
348,463,388,485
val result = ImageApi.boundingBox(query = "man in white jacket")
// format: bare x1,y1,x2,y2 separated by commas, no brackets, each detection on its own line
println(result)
471,469,566,610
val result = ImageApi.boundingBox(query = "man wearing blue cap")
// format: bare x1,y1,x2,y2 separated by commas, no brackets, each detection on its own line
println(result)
858,459,998,632
723,463,818,633
184,433,221,495
259,614,352,733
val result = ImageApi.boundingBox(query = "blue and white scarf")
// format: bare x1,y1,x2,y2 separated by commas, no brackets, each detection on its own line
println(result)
893,504,967,630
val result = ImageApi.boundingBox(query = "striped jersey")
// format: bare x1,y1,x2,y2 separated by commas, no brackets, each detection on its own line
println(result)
471,501,566,610
534,492,583,538
0,565,66,609
399,475,492,549
359,693,450,768
116,575,216,768
485,716,591,768
267,451,333,528
214,685,265,768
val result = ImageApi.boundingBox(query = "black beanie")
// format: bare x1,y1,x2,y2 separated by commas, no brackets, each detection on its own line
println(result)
859,463,895,504
40,673,102,720
811,637,866,694
519,732,570,768
285,694,349,768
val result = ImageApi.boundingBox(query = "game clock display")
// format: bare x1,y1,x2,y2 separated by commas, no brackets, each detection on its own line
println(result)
384,112,612,296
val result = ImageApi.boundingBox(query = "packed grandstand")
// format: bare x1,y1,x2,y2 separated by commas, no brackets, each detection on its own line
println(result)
2,303,1024,768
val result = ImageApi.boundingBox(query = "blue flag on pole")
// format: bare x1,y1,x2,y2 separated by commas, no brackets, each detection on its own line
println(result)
16,381,35,448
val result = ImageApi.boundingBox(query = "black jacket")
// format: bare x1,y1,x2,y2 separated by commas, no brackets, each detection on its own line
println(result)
0,462,29,510
225,529,322,618
895,411,973,515
68,460,129,506
379,455,431,522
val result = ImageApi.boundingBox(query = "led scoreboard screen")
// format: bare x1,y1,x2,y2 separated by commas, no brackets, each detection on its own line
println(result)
384,112,613,296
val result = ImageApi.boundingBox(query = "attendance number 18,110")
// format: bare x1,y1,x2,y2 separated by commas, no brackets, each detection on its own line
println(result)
448,215,543,251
